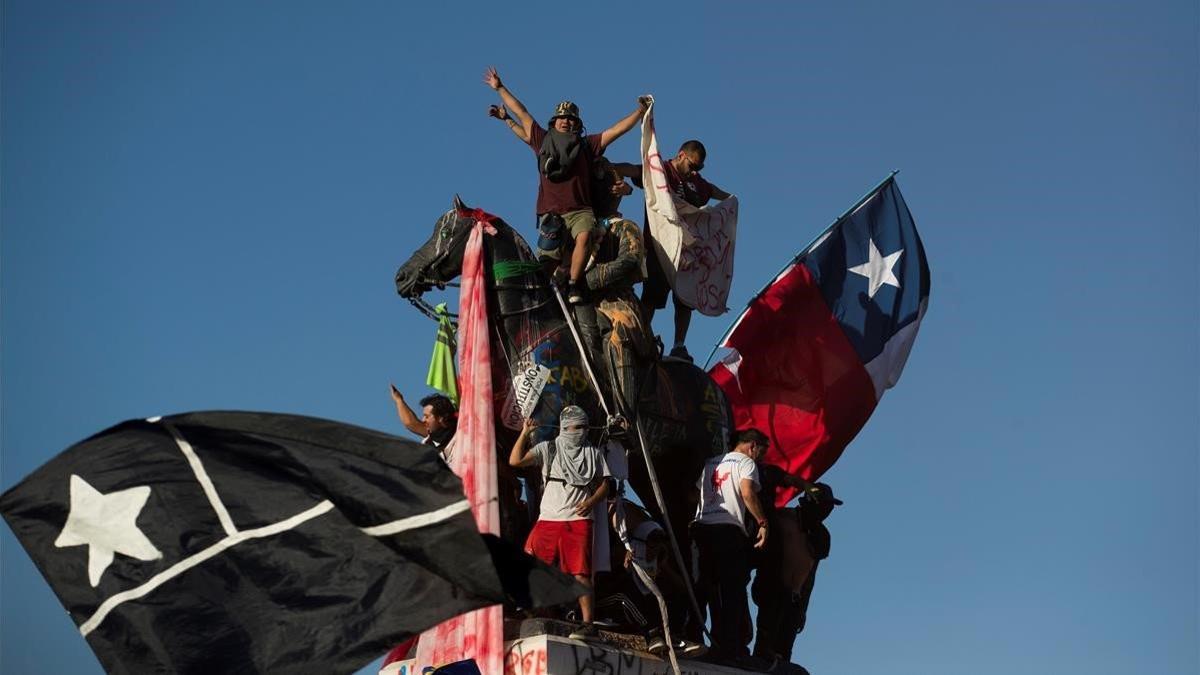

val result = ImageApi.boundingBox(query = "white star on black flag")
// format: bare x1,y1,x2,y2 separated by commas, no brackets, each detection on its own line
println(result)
54,474,163,587
2,411,582,674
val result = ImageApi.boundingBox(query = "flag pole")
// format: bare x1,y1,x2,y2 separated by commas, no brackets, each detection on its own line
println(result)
701,170,900,369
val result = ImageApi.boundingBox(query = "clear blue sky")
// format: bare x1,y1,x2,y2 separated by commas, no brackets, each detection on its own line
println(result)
3,2,1196,673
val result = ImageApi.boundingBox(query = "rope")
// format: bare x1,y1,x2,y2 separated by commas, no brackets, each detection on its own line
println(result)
631,560,682,675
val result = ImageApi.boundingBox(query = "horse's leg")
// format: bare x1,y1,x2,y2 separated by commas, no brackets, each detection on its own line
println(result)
571,302,605,382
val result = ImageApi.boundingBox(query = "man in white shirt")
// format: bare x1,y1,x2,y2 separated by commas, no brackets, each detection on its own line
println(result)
509,406,611,639
690,428,770,664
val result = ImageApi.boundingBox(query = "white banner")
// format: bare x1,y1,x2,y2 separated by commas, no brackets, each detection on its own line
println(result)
640,98,739,316
500,361,551,430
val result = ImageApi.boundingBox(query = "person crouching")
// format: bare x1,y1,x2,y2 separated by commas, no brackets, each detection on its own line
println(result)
509,406,611,639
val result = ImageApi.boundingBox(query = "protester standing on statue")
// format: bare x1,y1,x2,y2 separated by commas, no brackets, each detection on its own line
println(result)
509,406,611,640
482,66,648,306
613,141,730,362
389,386,458,463
689,427,770,667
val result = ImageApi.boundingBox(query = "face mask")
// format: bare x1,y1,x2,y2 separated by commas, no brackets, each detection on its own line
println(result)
559,429,586,447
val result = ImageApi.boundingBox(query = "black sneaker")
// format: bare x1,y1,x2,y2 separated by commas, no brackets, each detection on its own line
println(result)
679,640,708,659
568,622,599,640
667,345,693,362
567,281,585,304
646,635,668,656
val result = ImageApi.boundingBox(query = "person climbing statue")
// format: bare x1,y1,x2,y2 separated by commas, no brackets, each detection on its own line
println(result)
752,479,842,667
389,386,458,464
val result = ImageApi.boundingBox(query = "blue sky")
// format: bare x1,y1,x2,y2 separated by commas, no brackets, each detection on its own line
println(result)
3,2,1196,673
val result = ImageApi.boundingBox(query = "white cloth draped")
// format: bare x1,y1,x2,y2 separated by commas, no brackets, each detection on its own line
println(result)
640,97,739,317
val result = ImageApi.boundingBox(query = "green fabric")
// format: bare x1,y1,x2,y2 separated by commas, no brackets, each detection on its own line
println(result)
492,260,543,280
425,303,459,404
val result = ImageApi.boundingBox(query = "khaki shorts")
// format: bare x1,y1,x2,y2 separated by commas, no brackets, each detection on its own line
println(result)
537,208,601,262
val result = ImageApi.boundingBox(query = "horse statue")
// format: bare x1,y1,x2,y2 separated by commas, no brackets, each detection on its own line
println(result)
394,196,733,552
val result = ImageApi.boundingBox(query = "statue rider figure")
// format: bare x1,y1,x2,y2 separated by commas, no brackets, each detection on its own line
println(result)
584,158,655,421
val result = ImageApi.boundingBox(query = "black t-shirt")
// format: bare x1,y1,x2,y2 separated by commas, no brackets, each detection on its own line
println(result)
757,464,788,517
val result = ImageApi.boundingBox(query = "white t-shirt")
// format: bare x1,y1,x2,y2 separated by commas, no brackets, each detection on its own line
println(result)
529,440,611,521
693,451,760,529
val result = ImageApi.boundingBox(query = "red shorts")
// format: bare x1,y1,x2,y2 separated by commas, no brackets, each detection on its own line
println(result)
524,519,593,576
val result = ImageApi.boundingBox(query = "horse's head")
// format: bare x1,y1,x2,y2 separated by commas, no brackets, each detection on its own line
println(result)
394,195,477,298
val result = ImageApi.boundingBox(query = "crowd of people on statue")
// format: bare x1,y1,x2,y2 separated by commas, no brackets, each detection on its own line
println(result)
389,68,843,673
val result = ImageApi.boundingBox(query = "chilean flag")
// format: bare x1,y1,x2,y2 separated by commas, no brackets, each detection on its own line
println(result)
709,176,930,507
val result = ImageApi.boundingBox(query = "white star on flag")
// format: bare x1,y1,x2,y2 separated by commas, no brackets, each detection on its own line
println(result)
54,474,162,587
848,239,903,299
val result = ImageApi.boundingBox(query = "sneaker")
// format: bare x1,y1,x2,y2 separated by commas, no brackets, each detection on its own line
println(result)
679,640,708,659
568,622,600,640
567,281,585,304
667,345,693,362
646,635,668,656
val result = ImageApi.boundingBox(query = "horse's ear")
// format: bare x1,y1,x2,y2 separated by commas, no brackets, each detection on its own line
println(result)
452,194,467,212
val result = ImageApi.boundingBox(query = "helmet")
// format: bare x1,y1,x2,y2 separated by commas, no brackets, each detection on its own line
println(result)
550,100,581,122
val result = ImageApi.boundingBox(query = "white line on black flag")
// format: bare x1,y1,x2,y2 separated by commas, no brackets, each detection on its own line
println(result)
1,411,579,674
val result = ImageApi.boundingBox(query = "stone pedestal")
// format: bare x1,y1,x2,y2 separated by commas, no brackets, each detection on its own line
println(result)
382,619,759,675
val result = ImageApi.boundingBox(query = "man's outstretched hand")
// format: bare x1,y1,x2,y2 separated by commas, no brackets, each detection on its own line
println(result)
483,66,502,91
488,104,509,121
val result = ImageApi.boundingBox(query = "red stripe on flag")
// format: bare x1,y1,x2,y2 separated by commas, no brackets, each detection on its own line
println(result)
712,263,877,507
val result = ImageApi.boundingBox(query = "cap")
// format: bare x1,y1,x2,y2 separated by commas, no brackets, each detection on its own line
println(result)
550,100,581,122
811,482,843,505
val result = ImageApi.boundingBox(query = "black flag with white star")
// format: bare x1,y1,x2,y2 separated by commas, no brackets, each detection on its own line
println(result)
1,411,581,674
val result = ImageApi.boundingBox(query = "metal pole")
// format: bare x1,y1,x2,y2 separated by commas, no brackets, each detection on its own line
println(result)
632,418,711,644
551,287,612,419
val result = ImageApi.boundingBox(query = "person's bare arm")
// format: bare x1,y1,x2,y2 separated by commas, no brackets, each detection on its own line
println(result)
779,472,817,493
740,477,769,549
598,96,651,150
484,67,535,139
488,104,529,142
390,384,427,436
509,419,541,468
610,162,641,179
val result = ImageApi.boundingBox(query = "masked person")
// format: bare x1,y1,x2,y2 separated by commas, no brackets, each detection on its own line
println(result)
509,406,611,639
